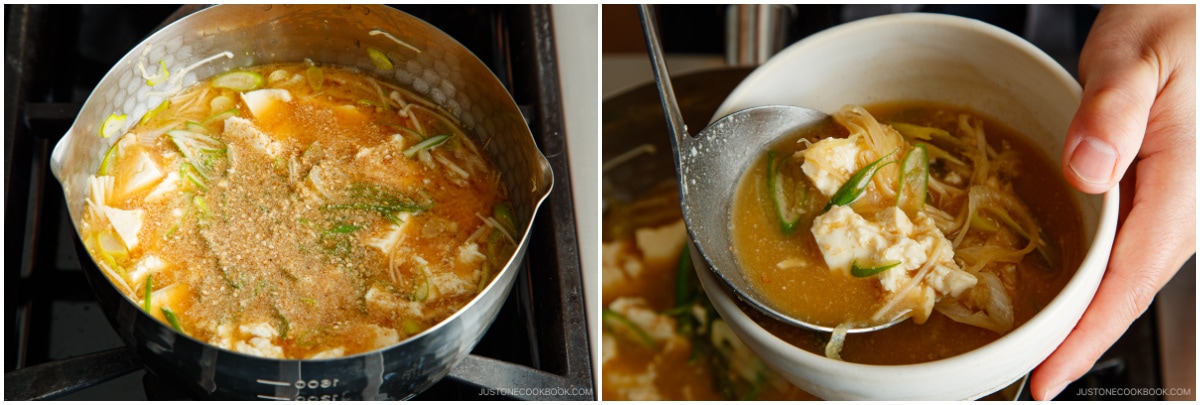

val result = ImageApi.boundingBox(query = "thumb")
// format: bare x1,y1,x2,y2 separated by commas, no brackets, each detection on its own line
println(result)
1063,6,1161,194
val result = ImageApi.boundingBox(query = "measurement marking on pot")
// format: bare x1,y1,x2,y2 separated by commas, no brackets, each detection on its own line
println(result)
294,378,339,389
256,394,291,400
256,379,292,387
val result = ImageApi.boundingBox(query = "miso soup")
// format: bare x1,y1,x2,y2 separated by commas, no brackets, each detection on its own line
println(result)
81,63,516,359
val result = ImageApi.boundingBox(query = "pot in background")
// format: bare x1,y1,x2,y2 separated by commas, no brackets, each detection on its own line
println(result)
49,5,552,400
691,13,1118,399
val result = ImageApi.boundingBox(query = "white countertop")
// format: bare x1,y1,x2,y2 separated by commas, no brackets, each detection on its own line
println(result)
550,6,719,393
552,6,742,390
550,4,599,388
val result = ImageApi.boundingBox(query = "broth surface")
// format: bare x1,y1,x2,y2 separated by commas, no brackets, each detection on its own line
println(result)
82,63,515,359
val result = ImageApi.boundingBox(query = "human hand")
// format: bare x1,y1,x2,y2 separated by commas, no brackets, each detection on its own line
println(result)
1032,4,1196,400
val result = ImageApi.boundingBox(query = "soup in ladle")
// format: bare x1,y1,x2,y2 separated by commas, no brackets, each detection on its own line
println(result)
730,103,1083,362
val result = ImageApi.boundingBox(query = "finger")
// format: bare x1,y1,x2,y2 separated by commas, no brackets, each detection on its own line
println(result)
1062,6,1162,194
1031,152,1195,399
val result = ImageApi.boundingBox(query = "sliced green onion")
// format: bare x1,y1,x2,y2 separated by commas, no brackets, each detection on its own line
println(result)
194,195,210,220
488,228,501,256
476,261,491,292
146,60,170,86
403,134,450,158
296,328,323,349
268,69,289,83
376,121,424,139
186,121,213,135
164,223,180,239
169,130,226,158
306,65,324,91
660,305,690,317
324,184,430,223
980,205,1057,267
892,121,968,150
891,122,950,141
969,214,1003,233
367,47,394,70
477,230,501,292
822,151,896,213
1033,229,1057,268
300,297,317,306
100,114,126,138
97,141,120,176
143,274,153,313
140,100,170,125
402,319,422,335
410,266,429,302
674,244,695,309
210,95,235,114
917,141,967,166
768,150,803,234
274,308,290,339
168,129,226,182
180,162,209,191
211,71,265,92
97,249,128,281
493,203,517,237
278,267,299,281
602,309,656,349
218,267,243,290
97,230,128,258
161,307,183,332
202,108,239,125
329,223,361,234
896,144,929,210
850,260,902,278
323,202,427,215
357,99,390,111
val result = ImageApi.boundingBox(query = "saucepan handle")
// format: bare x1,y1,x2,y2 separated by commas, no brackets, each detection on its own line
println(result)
49,129,72,185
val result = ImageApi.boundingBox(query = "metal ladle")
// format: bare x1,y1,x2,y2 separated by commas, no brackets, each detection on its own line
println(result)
637,5,908,334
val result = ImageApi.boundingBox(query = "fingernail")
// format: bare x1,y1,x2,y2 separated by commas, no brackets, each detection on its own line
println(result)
1044,381,1069,400
1068,137,1117,185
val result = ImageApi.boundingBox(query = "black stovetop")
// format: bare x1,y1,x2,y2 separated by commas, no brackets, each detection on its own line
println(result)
5,4,592,400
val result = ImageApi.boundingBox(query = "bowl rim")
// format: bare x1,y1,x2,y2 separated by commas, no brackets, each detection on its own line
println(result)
701,12,1121,398
717,12,1083,120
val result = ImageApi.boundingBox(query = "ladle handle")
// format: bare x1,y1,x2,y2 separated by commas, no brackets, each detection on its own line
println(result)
638,5,689,148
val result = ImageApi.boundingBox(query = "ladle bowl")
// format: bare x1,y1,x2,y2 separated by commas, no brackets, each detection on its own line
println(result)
639,6,907,333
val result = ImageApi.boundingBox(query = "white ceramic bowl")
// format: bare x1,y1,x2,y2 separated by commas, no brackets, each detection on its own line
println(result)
703,13,1120,399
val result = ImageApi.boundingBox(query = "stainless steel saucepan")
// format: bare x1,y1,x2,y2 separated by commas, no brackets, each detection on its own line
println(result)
48,4,553,400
